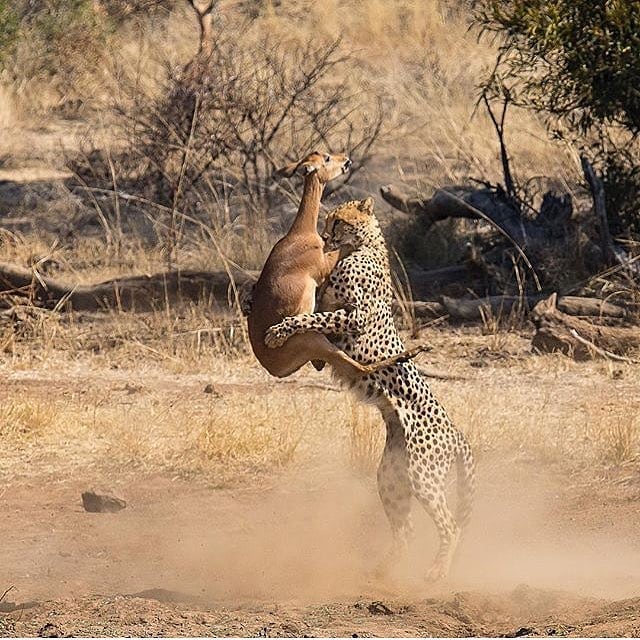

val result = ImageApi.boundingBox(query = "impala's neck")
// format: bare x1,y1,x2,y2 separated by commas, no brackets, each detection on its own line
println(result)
289,172,324,235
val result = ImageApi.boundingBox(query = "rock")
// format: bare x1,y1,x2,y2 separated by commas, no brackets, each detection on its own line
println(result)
203,383,222,397
367,601,394,615
38,622,63,638
81,491,126,513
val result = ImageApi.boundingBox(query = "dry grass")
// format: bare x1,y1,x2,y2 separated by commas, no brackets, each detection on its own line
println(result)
3,299,638,484
347,397,385,477
3,339,638,488
0,399,57,439
437,364,640,469
0,380,318,484
1,314,638,488
196,396,304,471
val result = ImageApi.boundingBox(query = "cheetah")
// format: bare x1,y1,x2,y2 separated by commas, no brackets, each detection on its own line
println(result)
265,197,476,580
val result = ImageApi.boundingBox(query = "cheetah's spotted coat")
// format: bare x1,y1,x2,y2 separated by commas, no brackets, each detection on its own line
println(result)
265,197,476,579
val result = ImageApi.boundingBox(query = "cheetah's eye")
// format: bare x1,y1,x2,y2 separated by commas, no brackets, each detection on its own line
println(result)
324,154,331,162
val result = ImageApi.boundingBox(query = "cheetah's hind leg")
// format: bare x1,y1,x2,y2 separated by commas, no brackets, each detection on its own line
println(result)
403,426,464,582
417,490,461,582
373,414,414,579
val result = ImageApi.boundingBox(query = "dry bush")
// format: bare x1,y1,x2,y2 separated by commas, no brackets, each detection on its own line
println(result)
0,1,179,114
590,408,640,468
3,1,112,112
66,23,384,269
0,0,584,282
0,307,68,364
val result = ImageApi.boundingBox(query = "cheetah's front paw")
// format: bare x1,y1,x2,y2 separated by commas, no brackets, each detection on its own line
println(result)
264,323,290,349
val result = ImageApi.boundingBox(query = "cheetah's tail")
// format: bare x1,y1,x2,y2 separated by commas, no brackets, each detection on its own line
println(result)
455,433,476,531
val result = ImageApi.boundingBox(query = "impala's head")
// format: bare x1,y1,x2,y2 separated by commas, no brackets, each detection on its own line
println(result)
275,151,351,184
321,196,377,251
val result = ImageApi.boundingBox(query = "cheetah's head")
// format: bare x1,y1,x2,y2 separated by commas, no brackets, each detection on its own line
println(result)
322,197,376,251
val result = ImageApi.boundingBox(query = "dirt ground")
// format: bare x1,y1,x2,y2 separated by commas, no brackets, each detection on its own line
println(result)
1,334,640,638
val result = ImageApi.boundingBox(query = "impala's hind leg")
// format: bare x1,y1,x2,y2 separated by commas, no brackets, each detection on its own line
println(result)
277,332,378,378
265,309,428,372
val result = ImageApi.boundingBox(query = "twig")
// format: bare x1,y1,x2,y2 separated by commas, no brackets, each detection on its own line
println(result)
416,367,468,381
68,170,114,250
568,329,638,364
443,191,542,291
421,314,450,328
106,148,122,255
482,92,516,200
169,93,200,269
274,379,341,392
391,248,418,338
0,586,14,604
127,340,183,364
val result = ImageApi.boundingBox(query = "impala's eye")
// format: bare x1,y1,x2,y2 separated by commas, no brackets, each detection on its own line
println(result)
324,154,331,162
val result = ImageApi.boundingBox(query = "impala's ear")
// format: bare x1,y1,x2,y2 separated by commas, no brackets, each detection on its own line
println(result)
358,196,375,215
298,162,318,176
273,161,298,179
547,292,558,310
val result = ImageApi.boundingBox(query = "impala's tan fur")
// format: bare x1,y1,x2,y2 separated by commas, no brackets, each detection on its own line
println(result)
248,152,423,378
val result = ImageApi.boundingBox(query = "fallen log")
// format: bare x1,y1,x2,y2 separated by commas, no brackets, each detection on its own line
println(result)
555,296,627,318
531,293,640,360
440,295,536,321
438,294,628,321
392,300,447,319
0,262,258,312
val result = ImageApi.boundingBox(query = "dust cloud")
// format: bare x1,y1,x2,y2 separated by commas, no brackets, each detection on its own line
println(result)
13,457,638,606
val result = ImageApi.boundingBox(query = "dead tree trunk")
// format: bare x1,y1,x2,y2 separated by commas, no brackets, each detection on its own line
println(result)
439,294,628,321
0,262,257,313
531,293,640,361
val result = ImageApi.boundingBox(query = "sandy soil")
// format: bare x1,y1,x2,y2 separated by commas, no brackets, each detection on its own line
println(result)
1,359,640,638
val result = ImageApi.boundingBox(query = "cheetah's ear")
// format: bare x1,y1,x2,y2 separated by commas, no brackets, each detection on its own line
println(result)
358,197,375,215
